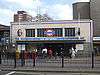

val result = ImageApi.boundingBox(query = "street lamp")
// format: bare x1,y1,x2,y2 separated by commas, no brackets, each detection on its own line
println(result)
12,43,16,68
12,44,15,47
12,43,16,52
90,20,94,68
5,39,9,51
0,43,2,64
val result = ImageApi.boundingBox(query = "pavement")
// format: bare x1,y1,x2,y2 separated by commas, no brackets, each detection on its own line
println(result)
1,64,100,75
1,65,100,74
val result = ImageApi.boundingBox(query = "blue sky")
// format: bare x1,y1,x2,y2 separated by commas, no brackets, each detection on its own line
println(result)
0,0,89,26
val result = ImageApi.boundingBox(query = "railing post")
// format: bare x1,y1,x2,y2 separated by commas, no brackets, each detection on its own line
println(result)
92,51,94,68
14,52,16,68
33,59,35,67
0,52,1,64
21,50,25,67
62,55,64,68
32,52,36,67
61,47,64,68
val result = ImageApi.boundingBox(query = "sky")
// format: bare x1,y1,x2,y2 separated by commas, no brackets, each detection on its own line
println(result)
0,0,90,26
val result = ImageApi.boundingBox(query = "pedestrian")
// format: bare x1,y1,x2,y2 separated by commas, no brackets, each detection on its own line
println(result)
71,47,76,58
20,50,25,66
24,50,28,59
32,51,36,60
69,49,72,58
32,51,36,67
42,48,47,58
48,48,53,59
16,49,20,59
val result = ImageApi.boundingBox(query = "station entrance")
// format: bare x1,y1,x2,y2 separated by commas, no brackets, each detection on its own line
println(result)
25,42,76,58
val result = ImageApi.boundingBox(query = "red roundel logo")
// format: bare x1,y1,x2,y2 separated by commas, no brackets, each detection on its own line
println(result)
44,29,55,36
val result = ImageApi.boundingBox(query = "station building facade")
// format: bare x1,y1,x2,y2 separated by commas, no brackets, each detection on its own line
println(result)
10,20,93,56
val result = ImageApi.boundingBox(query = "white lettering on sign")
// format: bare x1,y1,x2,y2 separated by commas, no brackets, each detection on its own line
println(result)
16,37,84,41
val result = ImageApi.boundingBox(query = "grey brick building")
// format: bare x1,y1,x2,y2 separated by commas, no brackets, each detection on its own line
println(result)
73,0,100,37
73,2,90,19
73,0,100,55
90,0,100,36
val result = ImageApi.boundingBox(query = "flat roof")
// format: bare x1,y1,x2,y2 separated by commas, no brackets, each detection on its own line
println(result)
11,19,92,25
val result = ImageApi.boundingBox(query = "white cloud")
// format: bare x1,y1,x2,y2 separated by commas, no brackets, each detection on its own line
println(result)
6,0,43,16
0,8,14,25
0,21,5,25
0,8,14,16
6,0,42,8
28,10,37,17
75,0,90,2
31,4,73,20
7,0,33,6
43,4,73,20
3,0,73,26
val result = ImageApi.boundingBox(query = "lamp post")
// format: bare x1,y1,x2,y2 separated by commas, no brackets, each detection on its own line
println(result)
5,39,9,52
12,43,16,68
90,20,94,68
12,43,16,52
0,43,2,64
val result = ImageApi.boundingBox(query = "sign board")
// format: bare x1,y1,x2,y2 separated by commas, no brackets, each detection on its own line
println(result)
16,37,84,41
44,29,55,36
76,44,83,50
21,45,25,50
18,45,25,51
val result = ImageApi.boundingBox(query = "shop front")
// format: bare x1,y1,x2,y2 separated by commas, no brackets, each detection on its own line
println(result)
16,37,85,57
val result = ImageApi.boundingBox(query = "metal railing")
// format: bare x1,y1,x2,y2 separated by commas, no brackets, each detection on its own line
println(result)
0,50,99,69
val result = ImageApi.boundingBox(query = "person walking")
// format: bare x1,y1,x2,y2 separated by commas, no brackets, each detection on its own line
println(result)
71,47,76,58
48,48,53,59
42,48,47,58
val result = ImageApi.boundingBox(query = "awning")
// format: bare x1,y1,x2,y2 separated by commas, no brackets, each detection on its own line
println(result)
16,37,85,44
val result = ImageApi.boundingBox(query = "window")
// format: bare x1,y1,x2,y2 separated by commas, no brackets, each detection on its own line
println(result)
54,28,62,37
37,29,45,37
26,29,35,37
78,28,80,36
4,31,10,37
65,28,75,37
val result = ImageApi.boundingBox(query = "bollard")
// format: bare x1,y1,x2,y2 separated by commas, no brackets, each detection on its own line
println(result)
92,51,94,68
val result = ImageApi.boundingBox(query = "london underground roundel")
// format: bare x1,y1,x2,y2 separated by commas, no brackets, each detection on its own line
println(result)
45,29,55,36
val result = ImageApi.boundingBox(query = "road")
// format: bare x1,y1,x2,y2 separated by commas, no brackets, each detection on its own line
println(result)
0,71,100,75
